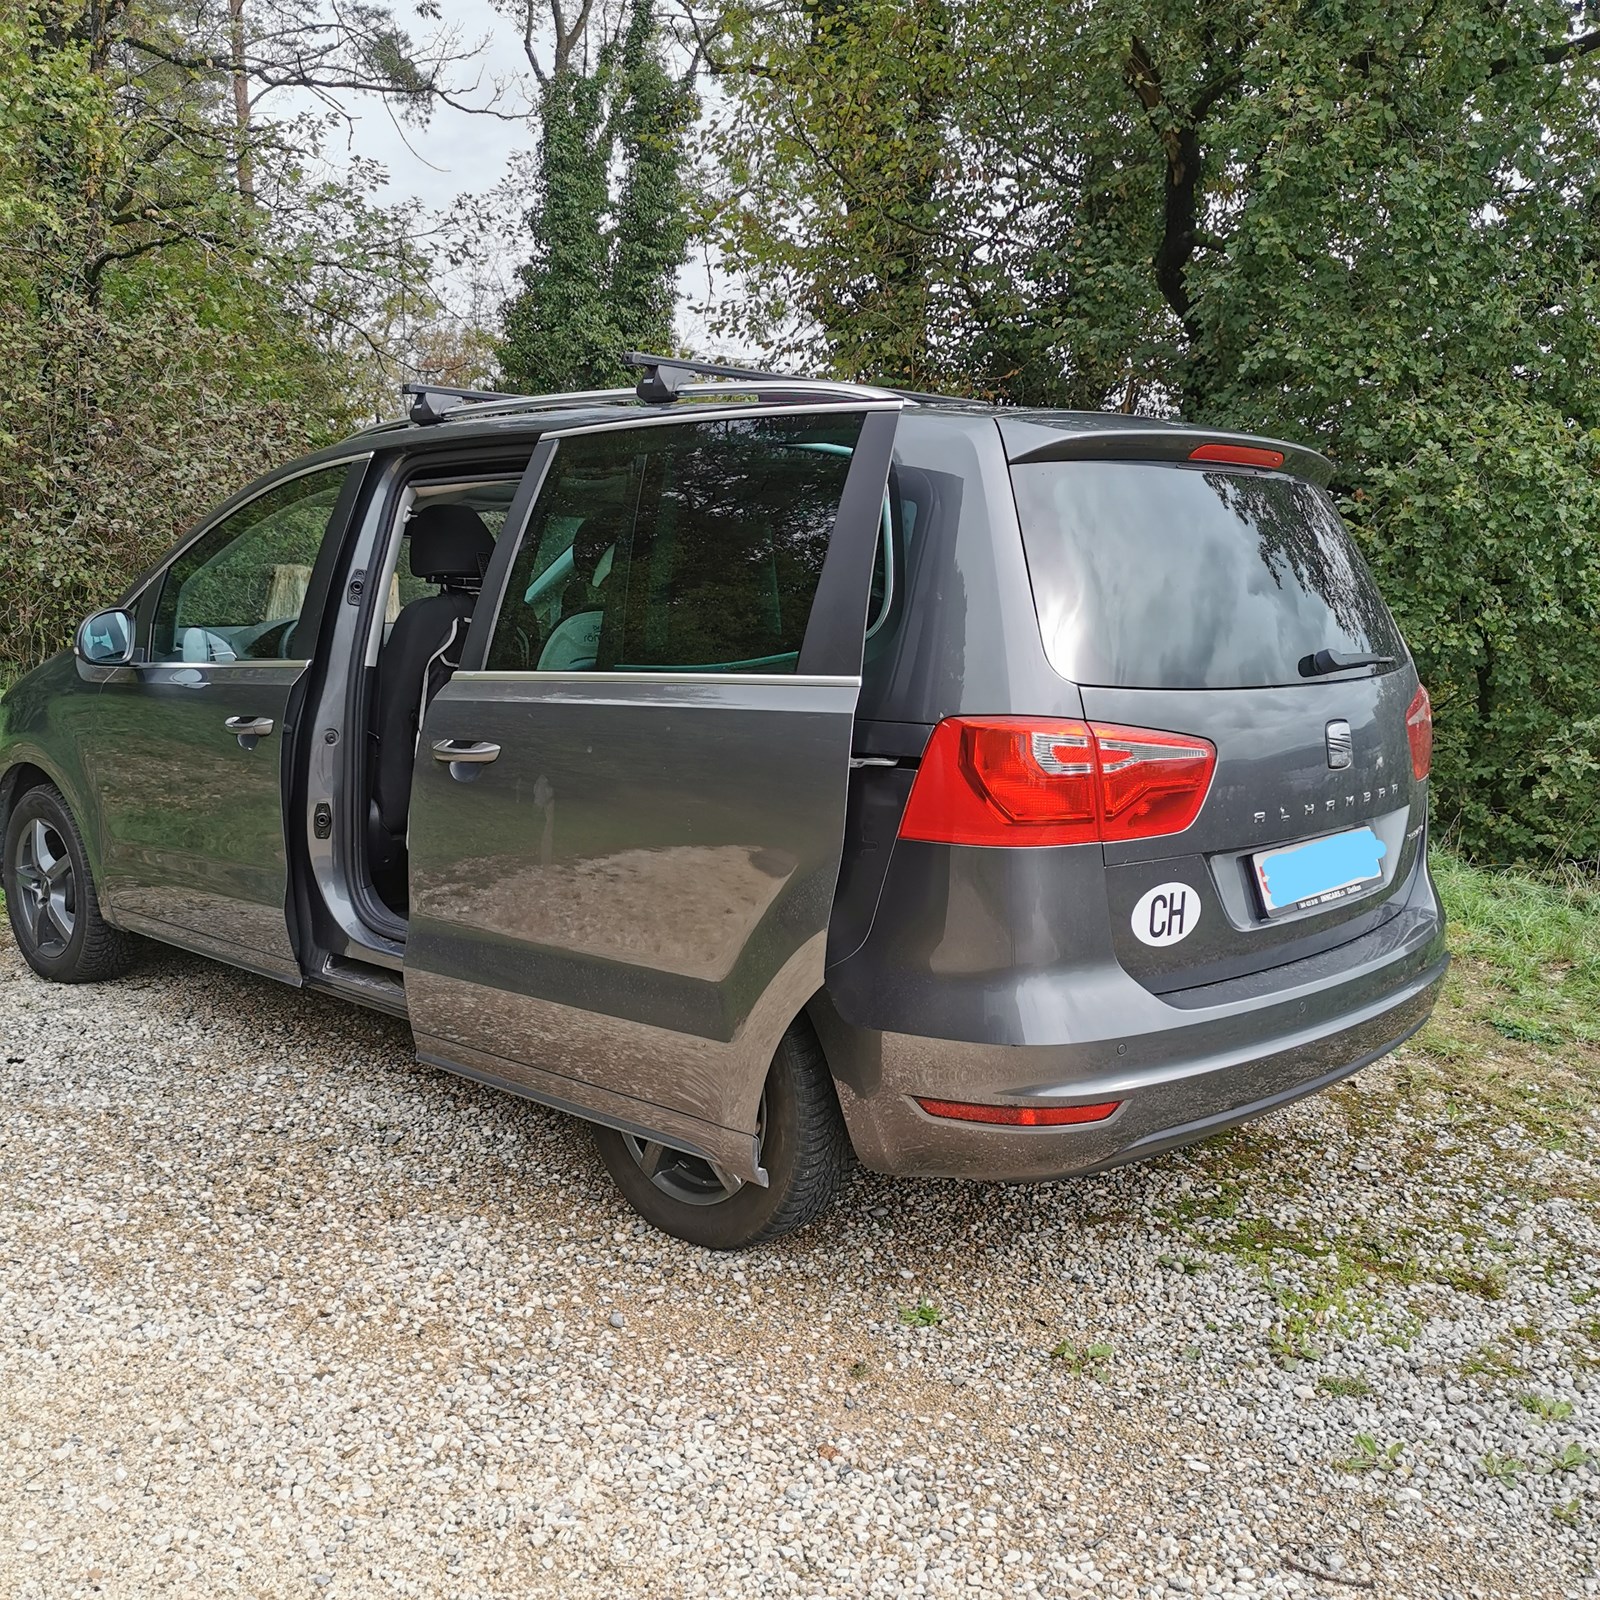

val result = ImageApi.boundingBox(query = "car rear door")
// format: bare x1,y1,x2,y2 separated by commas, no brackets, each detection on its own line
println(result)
1004,435,1429,995
402,403,901,1181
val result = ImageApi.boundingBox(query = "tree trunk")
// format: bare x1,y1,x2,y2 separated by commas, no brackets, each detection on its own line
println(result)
229,0,255,205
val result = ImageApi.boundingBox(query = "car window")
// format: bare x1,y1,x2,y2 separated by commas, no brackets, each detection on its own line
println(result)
485,416,867,675
151,465,352,663
1010,460,1404,689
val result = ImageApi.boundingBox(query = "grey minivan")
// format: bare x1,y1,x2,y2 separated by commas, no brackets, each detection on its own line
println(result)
0,356,1447,1248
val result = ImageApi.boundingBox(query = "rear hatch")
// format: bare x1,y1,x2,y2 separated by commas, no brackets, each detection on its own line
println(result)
1004,425,1427,994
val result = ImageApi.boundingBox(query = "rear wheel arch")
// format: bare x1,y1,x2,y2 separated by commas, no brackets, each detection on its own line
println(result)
592,1009,853,1249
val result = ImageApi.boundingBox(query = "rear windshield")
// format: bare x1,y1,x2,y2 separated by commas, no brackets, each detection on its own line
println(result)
1011,461,1403,689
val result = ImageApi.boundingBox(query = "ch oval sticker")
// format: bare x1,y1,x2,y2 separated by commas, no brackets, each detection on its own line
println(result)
1131,882,1201,947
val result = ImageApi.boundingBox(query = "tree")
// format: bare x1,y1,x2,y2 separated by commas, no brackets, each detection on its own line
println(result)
0,2,466,676
497,0,695,392
709,0,1600,862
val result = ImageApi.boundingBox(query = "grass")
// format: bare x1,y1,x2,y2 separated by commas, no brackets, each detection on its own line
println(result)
1337,1433,1405,1474
1412,855,1600,1147
897,1300,942,1328
1317,1373,1374,1399
1145,854,1600,1376
1518,1393,1575,1424
1048,1339,1113,1379
1546,1442,1595,1474
1482,1450,1528,1485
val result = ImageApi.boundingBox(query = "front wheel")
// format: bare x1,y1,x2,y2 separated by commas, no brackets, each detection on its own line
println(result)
3,782,133,983
592,1017,851,1250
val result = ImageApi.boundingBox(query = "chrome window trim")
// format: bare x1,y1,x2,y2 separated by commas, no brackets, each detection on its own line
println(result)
136,659,312,671
453,670,862,689
865,494,895,640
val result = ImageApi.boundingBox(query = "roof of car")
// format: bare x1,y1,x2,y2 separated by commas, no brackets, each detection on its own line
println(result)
339,357,1334,486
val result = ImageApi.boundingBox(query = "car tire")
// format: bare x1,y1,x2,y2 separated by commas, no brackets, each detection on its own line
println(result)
3,782,134,983
592,1017,851,1250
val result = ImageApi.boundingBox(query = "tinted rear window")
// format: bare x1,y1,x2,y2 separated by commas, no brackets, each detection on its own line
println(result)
1011,461,1403,689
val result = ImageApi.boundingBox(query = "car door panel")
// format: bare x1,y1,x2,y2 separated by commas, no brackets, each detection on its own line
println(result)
95,661,307,976
404,407,900,1167
408,671,862,1163
92,458,367,978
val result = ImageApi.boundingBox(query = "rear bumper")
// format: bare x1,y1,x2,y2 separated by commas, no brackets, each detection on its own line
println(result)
814,895,1448,1182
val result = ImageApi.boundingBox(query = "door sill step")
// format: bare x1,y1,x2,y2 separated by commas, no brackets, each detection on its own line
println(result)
313,954,408,1017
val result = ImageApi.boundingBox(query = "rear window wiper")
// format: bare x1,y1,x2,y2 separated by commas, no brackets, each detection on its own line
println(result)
1299,648,1396,678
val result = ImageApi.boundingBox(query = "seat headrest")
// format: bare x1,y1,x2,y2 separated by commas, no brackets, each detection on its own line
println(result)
571,510,626,584
409,504,495,586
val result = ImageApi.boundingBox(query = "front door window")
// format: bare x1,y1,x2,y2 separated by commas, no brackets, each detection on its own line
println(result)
151,465,351,664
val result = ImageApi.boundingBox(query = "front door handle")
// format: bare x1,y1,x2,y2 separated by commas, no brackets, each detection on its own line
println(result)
432,739,500,765
225,716,275,737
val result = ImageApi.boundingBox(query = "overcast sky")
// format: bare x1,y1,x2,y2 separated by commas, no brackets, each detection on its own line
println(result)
322,2,531,212
288,0,725,349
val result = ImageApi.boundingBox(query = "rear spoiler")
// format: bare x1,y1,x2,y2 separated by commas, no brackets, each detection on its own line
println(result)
998,417,1335,488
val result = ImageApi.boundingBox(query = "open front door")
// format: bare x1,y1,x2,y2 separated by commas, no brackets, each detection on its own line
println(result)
402,403,901,1180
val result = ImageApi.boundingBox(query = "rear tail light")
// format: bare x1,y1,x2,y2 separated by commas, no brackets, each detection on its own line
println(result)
915,1096,1122,1127
1405,684,1432,780
898,717,1216,848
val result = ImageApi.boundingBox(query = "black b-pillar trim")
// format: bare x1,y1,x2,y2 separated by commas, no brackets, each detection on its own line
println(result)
797,408,901,679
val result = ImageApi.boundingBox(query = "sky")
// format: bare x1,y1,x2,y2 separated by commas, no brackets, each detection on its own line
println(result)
284,0,725,349
317,1,532,215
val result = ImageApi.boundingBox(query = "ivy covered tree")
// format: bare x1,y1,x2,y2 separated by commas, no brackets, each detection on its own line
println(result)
498,0,694,392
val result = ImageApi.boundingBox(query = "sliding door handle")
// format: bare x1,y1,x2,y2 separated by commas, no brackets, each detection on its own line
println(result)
432,739,500,765
225,715,274,749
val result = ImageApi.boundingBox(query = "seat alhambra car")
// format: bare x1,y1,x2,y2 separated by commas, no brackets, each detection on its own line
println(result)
0,355,1447,1248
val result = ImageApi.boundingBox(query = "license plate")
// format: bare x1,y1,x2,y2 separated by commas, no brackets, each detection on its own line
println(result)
1252,826,1387,917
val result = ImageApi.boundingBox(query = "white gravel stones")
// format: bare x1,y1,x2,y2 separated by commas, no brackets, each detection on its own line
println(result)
0,937,1594,1598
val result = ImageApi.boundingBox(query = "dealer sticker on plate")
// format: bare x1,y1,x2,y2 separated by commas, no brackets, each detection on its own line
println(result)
1253,825,1387,917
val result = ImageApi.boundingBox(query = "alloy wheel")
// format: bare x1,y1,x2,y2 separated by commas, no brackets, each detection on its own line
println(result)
13,817,76,959
621,1091,768,1207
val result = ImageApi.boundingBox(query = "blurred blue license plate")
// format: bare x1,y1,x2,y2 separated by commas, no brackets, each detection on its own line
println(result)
1253,826,1387,916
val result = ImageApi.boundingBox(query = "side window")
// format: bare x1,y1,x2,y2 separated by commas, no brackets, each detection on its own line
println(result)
152,465,351,663
486,415,867,675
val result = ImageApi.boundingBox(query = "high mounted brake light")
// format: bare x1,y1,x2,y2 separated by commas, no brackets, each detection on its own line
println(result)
1405,684,1433,780
898,717,1216,848
1188,442,1285,469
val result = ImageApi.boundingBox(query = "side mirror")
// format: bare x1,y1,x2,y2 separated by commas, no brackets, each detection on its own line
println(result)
75,608,137,667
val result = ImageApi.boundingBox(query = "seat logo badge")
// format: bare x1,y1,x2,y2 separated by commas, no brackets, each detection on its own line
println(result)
1132,882,1201,947
1326,720,1353,770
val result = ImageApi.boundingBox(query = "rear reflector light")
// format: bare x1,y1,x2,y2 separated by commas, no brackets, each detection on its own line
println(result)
915,1097,1122,1127
1189,442,1285,469
1405,683,1432,780
899,717,1216,847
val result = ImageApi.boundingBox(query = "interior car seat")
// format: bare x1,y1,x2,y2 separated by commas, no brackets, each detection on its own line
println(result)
537,511,623,671
369,503,495,896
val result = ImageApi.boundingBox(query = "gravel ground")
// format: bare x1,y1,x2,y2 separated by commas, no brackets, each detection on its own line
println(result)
0,936,1596,1600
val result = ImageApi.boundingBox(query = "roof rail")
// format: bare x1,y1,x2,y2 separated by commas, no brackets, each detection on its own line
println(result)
622,352,903,405
398,357,916,429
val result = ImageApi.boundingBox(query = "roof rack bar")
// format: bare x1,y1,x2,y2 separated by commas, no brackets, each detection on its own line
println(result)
402,381,524,426
622,351,904,405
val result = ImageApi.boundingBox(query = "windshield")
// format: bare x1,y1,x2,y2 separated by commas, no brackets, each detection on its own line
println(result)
1010,461,1404,690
